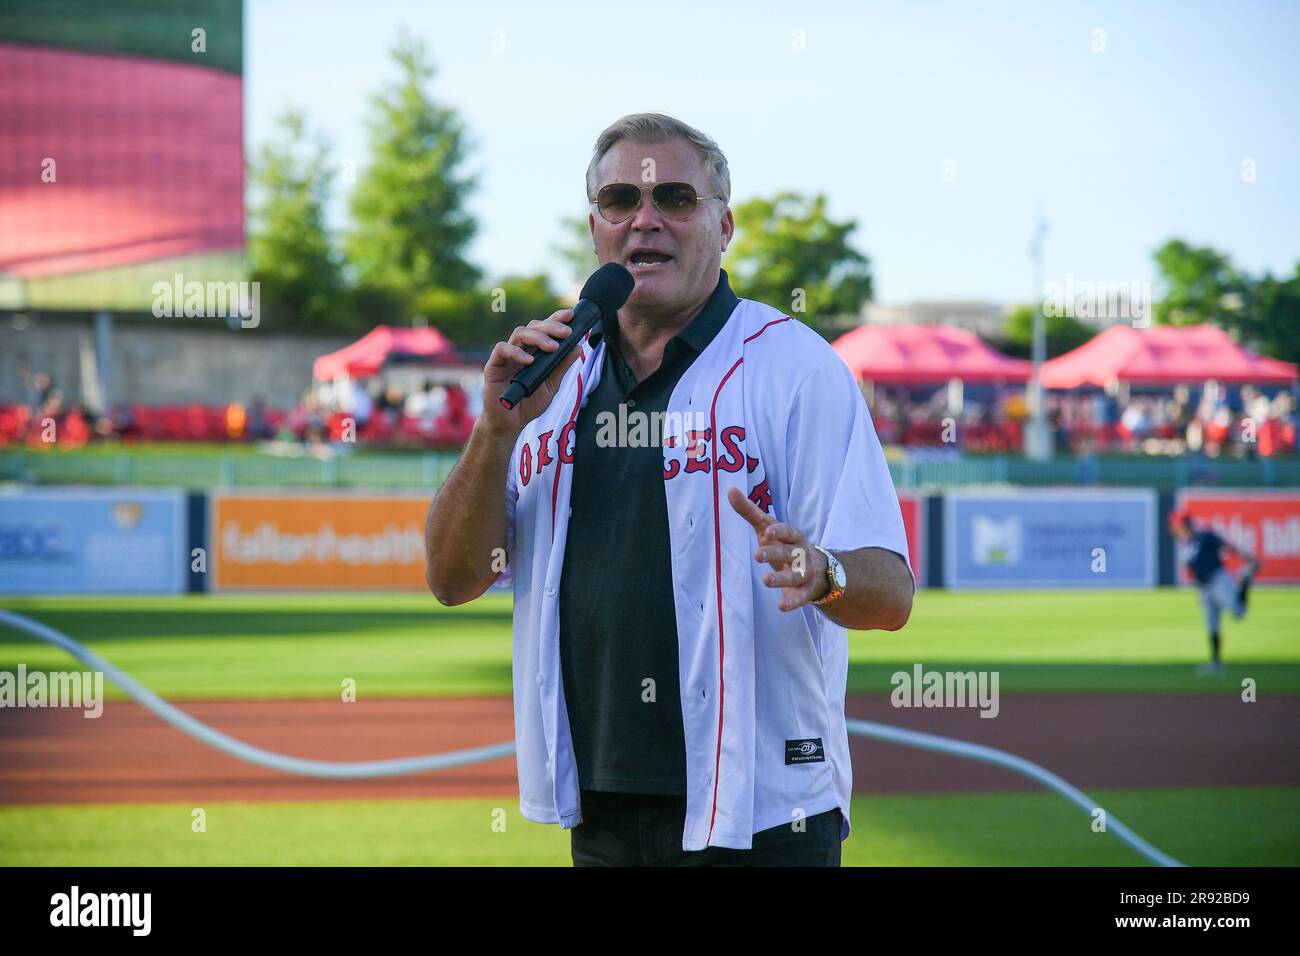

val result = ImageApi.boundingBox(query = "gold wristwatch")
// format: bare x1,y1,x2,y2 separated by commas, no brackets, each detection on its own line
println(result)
811,545,846,606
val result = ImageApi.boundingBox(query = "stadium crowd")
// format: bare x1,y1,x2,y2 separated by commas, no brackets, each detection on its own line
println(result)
0,371,484,454
867,383,1297,458
3,367,1294,458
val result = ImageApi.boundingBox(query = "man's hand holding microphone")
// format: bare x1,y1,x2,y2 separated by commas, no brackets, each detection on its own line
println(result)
425,264,633,604
479,308,580,438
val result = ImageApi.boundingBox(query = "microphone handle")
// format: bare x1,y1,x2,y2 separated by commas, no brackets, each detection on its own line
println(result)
499,298,604,410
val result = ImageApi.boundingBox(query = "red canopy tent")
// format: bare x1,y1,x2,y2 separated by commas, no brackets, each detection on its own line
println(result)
313,325,462,380
1039,323,1298,388
831,323,1032,383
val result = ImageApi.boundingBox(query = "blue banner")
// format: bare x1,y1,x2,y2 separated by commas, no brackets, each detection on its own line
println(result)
0,488,187,594
944,490,1156,589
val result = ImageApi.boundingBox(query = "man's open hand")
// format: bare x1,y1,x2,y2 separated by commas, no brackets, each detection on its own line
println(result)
727,486,828,612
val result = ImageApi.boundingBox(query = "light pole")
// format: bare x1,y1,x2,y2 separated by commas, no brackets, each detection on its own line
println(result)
1025,211,1052,461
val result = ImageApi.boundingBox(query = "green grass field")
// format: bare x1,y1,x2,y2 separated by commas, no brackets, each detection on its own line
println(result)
2,589,1297,699
1,589,1297,866
2,788,1295,866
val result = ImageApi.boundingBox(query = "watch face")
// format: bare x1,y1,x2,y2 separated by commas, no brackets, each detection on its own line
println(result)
832,561,847,589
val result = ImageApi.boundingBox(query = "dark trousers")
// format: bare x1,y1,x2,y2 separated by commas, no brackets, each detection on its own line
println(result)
570,789,843,867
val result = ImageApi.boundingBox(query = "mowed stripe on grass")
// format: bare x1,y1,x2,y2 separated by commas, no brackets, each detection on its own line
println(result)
2,590,1298,699
1,787,1295,867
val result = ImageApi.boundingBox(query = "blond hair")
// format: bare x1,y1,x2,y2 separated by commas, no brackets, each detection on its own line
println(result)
585,112,731,204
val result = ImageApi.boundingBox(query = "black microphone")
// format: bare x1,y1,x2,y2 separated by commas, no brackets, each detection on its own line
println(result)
499,263,634,410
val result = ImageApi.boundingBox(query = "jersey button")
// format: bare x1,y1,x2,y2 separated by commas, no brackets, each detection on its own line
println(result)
536,673,544,686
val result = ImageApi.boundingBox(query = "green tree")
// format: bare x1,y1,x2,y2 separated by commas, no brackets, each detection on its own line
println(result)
999,305,1096,359
1152,239,1300,364
552,214,599,288
415,273,563,347
724,192,873,338
247,109,351,332
1152,239,1249,327
1240,267,1300,365
346,32,480,318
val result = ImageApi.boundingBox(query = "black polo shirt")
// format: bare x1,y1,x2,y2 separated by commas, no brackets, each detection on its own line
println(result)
559,269,740,796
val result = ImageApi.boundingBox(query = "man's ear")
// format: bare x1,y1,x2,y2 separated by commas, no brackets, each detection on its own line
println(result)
719,206,735,253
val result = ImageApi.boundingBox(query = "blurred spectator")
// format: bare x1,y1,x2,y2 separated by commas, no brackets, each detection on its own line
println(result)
376,383,405,419
247,395,274,441
225,402,248,440
462,373,485,418
404,378,448,422
285,389,327,440
1258,394,1296,457
334,379,374,428
24,370,54,413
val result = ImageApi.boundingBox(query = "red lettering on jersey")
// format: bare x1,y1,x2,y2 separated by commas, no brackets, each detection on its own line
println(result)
749,478,773,515
663,456,680,480
716,426,745,473
519,442,532,486
746,454,760,473
558,422,576,463
536,430,554,470
684,428,712,474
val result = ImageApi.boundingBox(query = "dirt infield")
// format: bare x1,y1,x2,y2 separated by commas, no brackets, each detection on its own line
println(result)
1,694,1297,805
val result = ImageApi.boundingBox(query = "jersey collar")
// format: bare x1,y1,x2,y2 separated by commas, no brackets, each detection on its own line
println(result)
587,268,739,357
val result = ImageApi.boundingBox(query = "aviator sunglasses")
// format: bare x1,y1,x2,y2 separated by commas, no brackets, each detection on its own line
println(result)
592,181,724,224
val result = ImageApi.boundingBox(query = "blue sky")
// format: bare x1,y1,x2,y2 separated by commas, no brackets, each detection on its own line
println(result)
246,0,1300,304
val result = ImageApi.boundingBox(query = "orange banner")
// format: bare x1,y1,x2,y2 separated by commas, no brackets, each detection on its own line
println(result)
211,495,430,590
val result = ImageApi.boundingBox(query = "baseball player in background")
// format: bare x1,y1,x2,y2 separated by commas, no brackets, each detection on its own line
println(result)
1169,509,1258,676
425,113,914,867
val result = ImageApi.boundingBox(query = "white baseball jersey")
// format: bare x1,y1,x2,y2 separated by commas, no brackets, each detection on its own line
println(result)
497,296,911,850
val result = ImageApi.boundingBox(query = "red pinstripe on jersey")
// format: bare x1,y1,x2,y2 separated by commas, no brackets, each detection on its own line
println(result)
550,348,587,538
706,316,791,844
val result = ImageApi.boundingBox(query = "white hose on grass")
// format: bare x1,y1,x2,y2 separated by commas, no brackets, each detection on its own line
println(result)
1,609,1183,865
846,717,1184,867
0,609,514,778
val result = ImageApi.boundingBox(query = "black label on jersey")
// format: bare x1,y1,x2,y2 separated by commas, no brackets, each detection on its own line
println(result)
785,738,825,764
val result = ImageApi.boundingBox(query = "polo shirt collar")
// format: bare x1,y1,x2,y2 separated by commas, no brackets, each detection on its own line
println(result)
588,269,739,355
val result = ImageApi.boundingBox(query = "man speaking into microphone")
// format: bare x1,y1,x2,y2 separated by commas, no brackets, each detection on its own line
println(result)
424,113,914,867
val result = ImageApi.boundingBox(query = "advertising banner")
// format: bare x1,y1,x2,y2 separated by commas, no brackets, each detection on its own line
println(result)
944,489,1156,589
1175,490,1300,584
0,488,186,593
210,493,430,590
898,494,925,587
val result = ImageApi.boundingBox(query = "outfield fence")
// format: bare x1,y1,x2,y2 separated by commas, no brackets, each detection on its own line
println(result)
0,608,1184,867
2,448,1295,492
